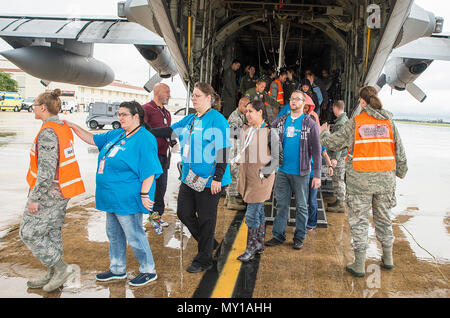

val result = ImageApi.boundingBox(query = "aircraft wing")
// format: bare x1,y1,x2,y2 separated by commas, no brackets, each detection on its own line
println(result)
0,16,166,46
389,35,450,61
0,15,176,88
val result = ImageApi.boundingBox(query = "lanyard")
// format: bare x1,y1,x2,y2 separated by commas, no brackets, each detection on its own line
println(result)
188,108,212,135
103,125,140,159
231,122,266,165
155,106,169,126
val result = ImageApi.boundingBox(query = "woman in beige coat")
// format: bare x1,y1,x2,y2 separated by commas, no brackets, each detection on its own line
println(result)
236,100,279,262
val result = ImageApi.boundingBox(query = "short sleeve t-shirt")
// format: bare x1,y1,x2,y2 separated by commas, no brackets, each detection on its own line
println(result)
279,114,304,175
171,108,231,187
93,127,163,215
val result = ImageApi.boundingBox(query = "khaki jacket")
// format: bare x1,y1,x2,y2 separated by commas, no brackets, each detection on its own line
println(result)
237,125,275,203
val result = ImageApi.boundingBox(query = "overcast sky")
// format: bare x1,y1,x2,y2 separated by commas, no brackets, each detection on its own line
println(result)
0,0,449,120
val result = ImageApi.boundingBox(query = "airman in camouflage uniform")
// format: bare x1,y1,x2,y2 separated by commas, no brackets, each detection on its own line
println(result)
320,101,407,277
327,101,349,213
20,95,75,292
245,80,281,123
226,97,248,210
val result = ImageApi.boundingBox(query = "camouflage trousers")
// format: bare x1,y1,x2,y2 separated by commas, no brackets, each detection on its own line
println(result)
227,138,241,198
332,159,346,202
20,183,69,267
345,193,396,253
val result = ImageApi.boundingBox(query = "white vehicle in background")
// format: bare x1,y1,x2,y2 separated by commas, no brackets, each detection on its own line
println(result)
85,102,121,130
21,97,35,112
61,100,76,113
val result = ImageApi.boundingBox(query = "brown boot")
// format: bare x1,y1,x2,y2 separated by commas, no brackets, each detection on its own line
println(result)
227,196,246,210
324,196,337,204
327,199,345,213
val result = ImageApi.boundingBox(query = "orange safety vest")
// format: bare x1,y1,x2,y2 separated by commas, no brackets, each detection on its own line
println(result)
352,112,396,172
27,121,85,198
268,79,284,104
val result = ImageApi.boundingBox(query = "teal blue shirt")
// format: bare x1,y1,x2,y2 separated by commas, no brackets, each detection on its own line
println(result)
93,127,163,215
171,109,232,187
279,114,304,175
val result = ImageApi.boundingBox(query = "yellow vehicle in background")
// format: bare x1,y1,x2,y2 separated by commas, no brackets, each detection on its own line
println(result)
0,91,23,112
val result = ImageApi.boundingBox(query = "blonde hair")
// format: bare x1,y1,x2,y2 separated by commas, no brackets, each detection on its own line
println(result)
359,86,382,109
35,88,62,115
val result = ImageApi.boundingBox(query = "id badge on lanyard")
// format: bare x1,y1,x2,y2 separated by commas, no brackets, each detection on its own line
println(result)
98,158,106,174
286,126,296,138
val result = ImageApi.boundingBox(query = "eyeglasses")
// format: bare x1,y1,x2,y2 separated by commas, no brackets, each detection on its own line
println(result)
117,112,132,118
191,93,205,99
290,97,305,102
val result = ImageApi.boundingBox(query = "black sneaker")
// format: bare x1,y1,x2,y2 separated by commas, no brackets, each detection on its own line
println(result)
186,263,213,273
293,239,303,250
264,237,283,246
128,273,158,286
96,270,127,282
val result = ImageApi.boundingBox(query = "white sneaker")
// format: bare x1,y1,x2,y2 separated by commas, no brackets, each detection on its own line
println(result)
160,218,169,227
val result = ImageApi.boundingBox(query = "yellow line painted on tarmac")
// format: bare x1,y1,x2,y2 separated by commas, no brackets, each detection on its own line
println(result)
211,218,248,298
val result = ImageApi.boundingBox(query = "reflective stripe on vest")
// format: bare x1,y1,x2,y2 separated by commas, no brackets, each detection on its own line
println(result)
353,112,395,172
268,79,284,104
26,121,85,198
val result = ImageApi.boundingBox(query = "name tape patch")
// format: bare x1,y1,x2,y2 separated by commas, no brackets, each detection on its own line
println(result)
358,124,389,138
64,146,74,158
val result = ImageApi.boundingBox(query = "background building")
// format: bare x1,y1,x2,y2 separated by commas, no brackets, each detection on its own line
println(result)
0,58,151,107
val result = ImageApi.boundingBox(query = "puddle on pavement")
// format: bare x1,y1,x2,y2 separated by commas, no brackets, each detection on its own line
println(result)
366,225,382,260
86,209,108,243
162,220,191,250
399,215,450,264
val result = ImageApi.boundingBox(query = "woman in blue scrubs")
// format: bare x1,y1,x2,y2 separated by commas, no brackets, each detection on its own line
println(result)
64,101,162,287
151,82,232,273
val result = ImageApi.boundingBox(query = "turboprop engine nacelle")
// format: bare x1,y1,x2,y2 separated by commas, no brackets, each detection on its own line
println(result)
1,46,115,87
135,45,178,79
384,57,432,91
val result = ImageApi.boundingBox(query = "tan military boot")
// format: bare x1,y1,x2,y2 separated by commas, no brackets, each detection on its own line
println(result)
381,247,394,269
346,252,366,277
227,197,246,210
324,196,337,204
236,197,244,204
43,259,74,292
27,267,54,289
327,199,345,213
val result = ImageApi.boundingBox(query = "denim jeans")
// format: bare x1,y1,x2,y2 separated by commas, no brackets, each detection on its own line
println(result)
106,212,156,274
272,171,309,242
245,203,265,229
307,177,318,229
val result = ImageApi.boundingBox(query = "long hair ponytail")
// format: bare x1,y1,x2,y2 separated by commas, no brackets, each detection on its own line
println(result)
359,85,383,109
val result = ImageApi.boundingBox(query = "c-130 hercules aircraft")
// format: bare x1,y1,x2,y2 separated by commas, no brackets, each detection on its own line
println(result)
0,0,449,114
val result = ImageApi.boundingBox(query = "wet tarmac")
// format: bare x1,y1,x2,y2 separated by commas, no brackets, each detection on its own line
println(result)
0,112,449,298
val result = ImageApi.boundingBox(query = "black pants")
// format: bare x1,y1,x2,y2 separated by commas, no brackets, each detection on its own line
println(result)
177,182,221,266
154,155,168,216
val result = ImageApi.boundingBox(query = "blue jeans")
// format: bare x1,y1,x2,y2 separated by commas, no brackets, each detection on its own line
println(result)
307,177,318,229
245,203,265,229
106,212,156,274
273,171,309,242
